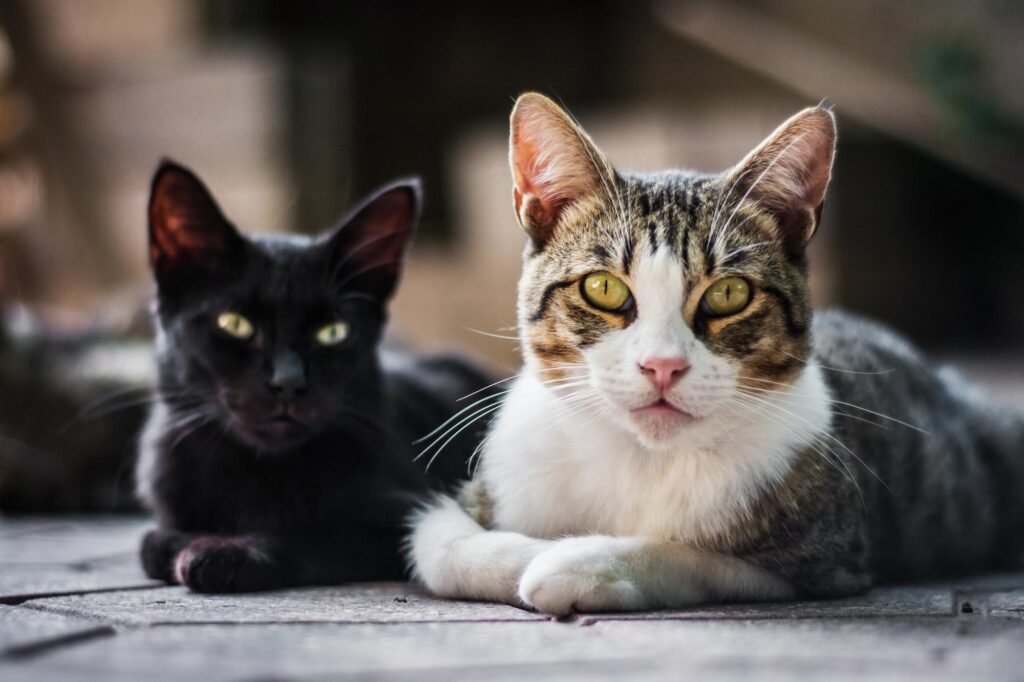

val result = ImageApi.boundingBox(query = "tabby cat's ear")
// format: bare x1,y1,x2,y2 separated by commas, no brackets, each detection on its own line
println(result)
509,92,614,247
148,161,244,286
322,179,420,303
726,107,836,255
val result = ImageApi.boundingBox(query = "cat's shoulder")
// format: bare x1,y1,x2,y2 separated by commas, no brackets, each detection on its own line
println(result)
812,309,923,368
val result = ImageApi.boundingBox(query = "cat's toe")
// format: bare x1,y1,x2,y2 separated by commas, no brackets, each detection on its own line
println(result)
518,537,644,615
140,529,189,582
175,536,270,593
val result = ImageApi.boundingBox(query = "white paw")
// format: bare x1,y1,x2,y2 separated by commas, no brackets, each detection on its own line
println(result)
518,536,646,616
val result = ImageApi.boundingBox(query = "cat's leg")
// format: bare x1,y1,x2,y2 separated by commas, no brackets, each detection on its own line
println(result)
174,534,284,593
409,495,553,604
140,528,197,582
518,535,796,615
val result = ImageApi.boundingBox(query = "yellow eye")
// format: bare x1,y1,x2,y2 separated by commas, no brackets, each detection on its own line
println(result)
701,277,752,317
216,312,254,340
315,321,349,346
581,272,632,312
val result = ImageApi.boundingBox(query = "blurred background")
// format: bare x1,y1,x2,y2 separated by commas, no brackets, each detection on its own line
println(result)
1,0,1023,372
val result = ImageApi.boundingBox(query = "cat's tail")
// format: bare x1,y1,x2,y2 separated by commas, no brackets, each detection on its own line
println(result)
405,494,550,603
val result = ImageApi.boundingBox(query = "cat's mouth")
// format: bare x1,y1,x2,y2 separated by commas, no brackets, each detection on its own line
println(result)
228,405,312,450
629,399,695,431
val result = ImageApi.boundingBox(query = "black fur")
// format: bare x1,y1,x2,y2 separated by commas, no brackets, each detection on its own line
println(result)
136,161,491,592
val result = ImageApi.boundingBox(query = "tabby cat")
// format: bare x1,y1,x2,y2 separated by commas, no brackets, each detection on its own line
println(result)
137,162,489,592
409,93,1024,615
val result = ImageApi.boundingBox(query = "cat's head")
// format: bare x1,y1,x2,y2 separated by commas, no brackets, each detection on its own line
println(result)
509,93,835,450
148,161,418,453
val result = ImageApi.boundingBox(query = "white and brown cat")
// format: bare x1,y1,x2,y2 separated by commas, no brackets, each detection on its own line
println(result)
408,93,1024,615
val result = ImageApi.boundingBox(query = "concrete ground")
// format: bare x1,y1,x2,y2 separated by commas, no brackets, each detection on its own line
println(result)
1,517,1024,681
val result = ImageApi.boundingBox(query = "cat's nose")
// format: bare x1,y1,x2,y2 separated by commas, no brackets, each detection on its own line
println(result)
269,350,307,399
639,356,690,392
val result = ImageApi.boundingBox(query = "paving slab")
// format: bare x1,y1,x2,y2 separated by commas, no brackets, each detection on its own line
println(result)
0,517,150,564
22,583,549,625
576,574,1024,624
0,553,158,603
0,605,112,658
0,517,160,602
1,617,1021,682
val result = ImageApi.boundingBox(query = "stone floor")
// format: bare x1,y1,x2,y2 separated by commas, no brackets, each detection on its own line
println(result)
1,518,1024,680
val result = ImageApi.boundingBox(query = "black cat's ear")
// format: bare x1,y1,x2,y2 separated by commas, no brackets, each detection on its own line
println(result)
725,107,836,256
148,161,244,286
323,179,420,302
509,92,615,247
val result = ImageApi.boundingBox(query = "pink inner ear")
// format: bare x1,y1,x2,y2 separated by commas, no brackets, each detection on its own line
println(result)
148,167,236,275
510,108,602,236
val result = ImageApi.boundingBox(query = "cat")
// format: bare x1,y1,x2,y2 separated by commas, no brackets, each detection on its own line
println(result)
136,161,491,592
0,304,151,512
408,93,1024,615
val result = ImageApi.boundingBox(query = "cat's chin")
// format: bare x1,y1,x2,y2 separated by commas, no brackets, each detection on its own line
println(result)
627,400,697,445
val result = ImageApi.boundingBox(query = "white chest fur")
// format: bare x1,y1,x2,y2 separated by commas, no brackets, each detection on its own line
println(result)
478,365,832,544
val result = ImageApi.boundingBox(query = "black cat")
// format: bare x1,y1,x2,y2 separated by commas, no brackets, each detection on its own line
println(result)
136,162,491,592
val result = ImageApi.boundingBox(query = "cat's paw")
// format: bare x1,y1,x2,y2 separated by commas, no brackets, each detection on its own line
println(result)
174,536,277,593
518,536,645,616
140,528,193,582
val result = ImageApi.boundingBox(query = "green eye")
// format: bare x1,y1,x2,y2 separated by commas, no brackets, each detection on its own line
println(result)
701,277,752,317
315,321,349,346
581,272,632,312
216,312,254,340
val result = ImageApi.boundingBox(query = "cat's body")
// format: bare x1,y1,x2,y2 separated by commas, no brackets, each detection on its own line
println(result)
410,94,1024,614
0,306,152,512
137,163,488,592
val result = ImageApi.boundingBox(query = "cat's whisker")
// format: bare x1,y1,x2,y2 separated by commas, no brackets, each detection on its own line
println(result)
419,382,604,467
559,100,630,235
463,328,526,342
414,392,507,447
717,397,864,504
706,163,758,256
734,387,889,491
778,349,896,376
423,403,505,472
717,239,774,267
709,133,809,258
736,375,929,435
455,365,589,403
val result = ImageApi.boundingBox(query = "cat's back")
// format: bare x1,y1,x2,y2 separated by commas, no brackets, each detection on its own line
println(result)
811,309,1024,579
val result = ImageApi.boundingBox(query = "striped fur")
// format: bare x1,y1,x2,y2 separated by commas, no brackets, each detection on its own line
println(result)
408,94,1024,615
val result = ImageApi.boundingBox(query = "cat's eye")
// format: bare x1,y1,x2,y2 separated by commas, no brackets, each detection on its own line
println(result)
216,312,255,340
581,272,632,312
701,277,752,317
315,321,350,346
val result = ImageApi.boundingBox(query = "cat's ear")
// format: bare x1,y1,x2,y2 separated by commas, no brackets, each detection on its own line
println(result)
509,92,614,247
148,161,244,286
322,179,420,302
726,107,836,255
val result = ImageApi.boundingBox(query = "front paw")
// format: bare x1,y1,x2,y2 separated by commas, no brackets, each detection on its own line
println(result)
518,536,645,616
140,528,193,582
174,536,277,593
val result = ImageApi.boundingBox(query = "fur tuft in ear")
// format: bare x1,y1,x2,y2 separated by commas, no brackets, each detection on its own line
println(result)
148,161,244,287
321,179,420,303
726,107,836,255
509,93,614,247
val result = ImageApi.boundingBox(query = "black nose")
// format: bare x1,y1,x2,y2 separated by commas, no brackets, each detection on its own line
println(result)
269,350,306,399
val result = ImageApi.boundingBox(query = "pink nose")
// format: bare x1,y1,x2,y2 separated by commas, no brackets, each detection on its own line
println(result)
639,356,690,391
